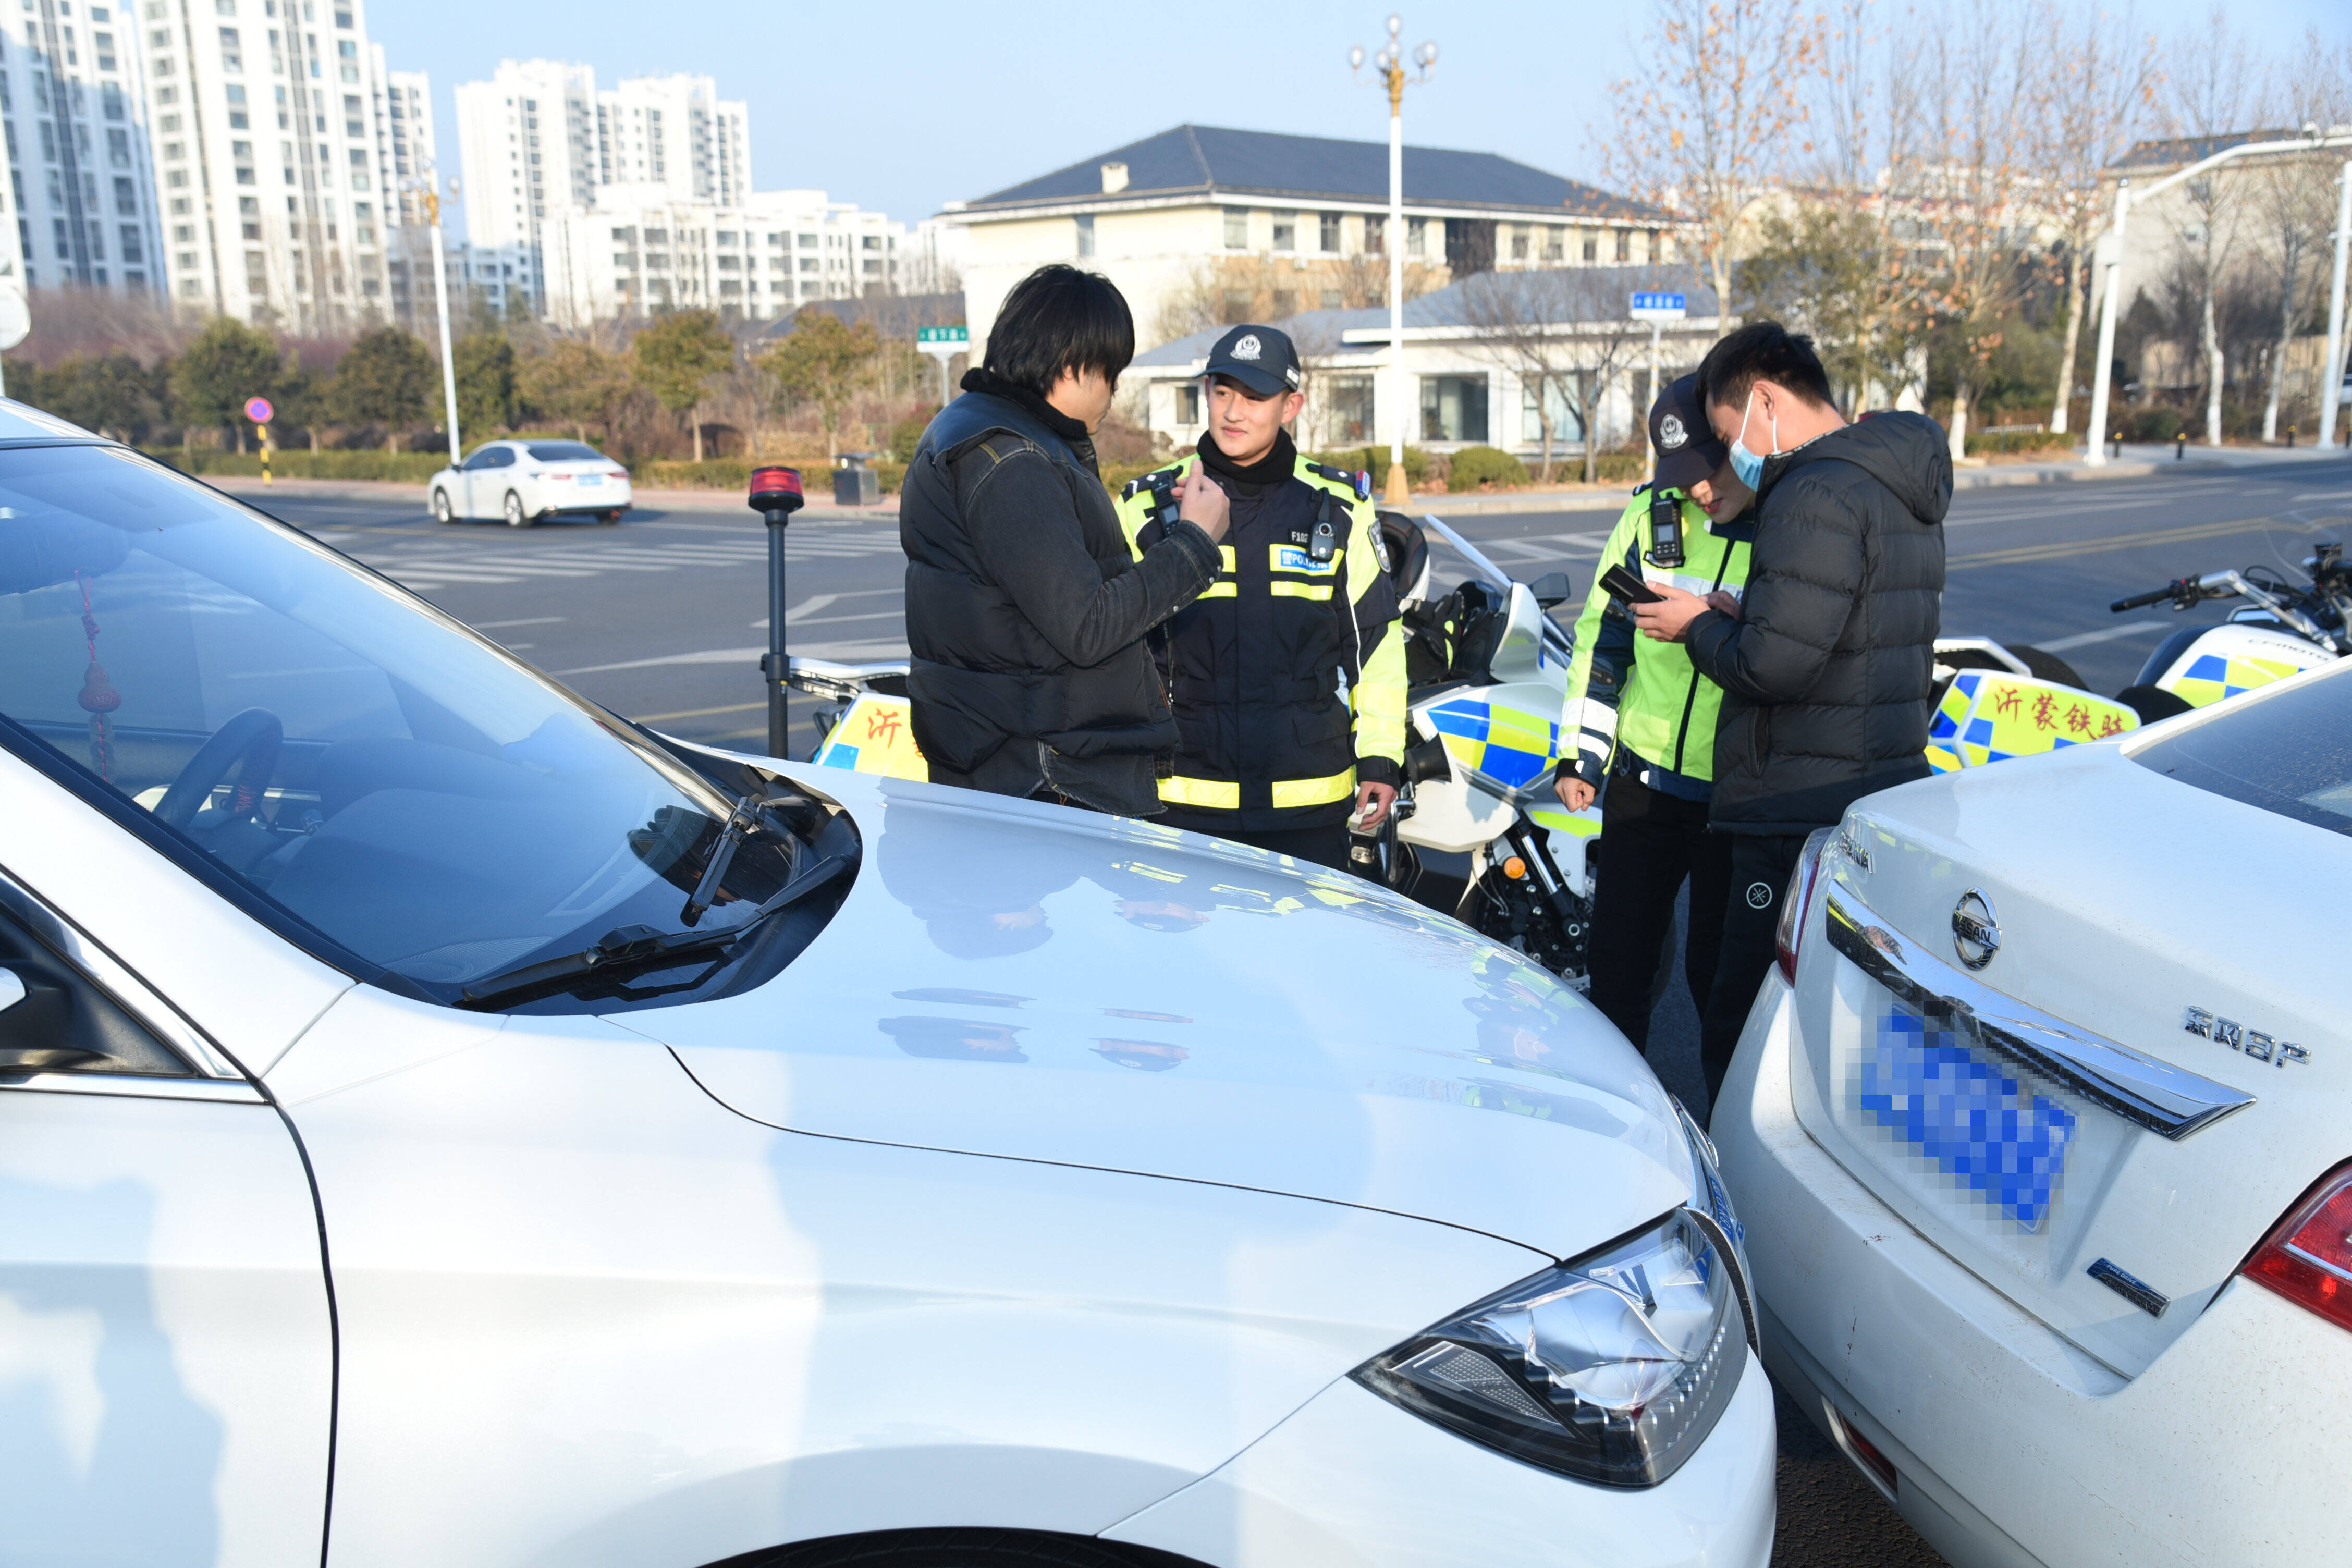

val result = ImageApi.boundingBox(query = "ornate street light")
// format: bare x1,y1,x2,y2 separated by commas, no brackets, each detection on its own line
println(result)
1353,15,1437,504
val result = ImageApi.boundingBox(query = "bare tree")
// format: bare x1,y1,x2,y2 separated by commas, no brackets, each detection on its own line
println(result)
1908,0,2049,460
1599,0,1827,322
1459,270,1652,484
2163,7,2262,446
2255,34,2352,440
2037,3,2161,433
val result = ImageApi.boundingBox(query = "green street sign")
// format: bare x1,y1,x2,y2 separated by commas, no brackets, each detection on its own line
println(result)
916,326,969,345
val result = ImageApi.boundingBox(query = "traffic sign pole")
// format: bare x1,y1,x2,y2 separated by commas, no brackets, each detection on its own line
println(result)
244,397,276,486
1627,293,1687,468
916,325,970,409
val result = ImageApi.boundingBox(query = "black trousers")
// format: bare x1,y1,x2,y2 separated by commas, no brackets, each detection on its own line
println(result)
1586,770,1733,1054
1697,830,1810,1112
1214,822,1351,871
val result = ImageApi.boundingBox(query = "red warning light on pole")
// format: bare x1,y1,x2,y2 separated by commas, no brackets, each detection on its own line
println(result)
748,466,804,516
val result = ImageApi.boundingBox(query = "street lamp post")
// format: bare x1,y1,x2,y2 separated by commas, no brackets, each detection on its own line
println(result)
410,174,464,466
1352,16,1436,507
2320,159,2351,451
2084,130,2352,466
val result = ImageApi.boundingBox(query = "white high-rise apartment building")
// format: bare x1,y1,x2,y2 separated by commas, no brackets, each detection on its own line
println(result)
451,58,593,254
370,50,425,224
592,73,745,209
144,0,397,330
0,0,164,293
541,185,903,329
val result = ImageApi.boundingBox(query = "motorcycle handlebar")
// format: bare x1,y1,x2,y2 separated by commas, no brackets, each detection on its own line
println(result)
2111,580,2190,613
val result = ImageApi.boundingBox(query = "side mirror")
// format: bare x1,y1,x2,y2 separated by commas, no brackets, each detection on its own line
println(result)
1528,572,1573,609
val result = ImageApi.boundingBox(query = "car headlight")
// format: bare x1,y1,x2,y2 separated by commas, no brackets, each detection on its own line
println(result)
1352,1209,1747,1488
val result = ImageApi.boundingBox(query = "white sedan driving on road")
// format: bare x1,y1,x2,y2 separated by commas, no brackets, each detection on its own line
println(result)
427,437,632,526
1717,658,2351,1568
0,398,1772,1568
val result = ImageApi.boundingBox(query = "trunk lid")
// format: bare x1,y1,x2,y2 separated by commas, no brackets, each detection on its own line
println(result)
1788,742,2352,1376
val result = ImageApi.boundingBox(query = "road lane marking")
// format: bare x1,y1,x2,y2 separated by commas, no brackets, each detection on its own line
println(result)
559,646,768,674
2038,622,2171,652
630,701,767,723
1950,515,2287,569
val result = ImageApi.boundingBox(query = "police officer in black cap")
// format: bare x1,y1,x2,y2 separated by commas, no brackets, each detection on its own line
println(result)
1113,324,1406,869
1554,373,1756,1060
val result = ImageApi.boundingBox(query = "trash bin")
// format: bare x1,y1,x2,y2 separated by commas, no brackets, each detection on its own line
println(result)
833,452,880,506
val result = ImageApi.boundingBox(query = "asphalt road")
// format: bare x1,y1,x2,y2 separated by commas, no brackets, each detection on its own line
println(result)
236,452,2352,1568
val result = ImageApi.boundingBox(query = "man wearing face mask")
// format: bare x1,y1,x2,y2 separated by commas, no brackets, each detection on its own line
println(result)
1112,324,1405,868
1555,374,1754,1055
1630,322,1949,1110
902,265,1231,815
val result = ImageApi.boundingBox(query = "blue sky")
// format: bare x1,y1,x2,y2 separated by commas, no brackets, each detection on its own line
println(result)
364,0,2351,242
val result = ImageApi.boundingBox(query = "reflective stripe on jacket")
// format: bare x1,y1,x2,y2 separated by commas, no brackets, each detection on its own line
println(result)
1559,488,1753,791
1116,455,1404,832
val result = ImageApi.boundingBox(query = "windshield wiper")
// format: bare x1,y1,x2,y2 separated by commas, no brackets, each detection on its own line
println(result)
459,852,850,1010
681,777,813,925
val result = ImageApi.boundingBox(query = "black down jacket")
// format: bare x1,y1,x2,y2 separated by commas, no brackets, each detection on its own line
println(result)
1686,411,1950,831
900,373,1219,815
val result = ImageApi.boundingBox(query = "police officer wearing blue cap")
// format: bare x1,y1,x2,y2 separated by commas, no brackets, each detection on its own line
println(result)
1113,324,1406,869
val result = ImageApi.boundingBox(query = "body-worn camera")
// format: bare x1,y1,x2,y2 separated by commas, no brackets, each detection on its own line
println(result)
1645,485,1685,569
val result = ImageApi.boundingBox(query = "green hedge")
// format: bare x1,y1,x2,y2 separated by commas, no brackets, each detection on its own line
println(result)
1963,426,2072,456
2115,406,2182,443
639,457,909,496
145,448,450,482
1309,445,1433,486
1447,446,1530,489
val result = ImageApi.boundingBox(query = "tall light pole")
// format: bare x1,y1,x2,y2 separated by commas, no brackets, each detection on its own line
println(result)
2085,130,2352,466
1352,16,1436,506
2320,158,2351,451
410,173,464,465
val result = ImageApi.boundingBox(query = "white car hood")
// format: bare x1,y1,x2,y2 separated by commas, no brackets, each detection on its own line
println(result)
621,770,1693,1262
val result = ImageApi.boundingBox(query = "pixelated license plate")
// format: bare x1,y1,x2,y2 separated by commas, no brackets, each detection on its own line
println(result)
1857,1003,2078,1232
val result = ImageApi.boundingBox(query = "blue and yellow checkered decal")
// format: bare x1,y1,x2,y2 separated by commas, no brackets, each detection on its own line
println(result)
1427,696,1560,790
2161,651,2306,709
1926,671,2136,770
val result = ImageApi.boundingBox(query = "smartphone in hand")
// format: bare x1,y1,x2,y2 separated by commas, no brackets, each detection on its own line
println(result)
1599,563,1665,604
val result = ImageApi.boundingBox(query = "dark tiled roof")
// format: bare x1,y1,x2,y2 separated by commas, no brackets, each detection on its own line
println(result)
2106,130,2303,172
962,125,1665,222
1131,265,1719,368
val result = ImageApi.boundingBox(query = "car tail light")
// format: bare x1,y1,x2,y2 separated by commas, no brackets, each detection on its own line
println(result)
608,469,629,480
549,472,572,481
2243,1161,2352,1334
1774,826,1836,983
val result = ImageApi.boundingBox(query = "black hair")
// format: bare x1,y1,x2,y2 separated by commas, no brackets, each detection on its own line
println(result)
983,264,1135,396
1696,320,1835,412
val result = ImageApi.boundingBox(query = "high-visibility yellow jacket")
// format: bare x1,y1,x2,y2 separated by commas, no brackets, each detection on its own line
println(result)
1560,487,1754,795
1115,450,1405,833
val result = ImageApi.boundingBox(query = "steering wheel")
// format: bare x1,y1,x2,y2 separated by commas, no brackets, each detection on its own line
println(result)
154,708,285,830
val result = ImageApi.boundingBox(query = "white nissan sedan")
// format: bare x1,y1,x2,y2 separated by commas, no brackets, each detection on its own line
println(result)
0,399,1772,1568
427,437,633,526
1716,658,2352,1568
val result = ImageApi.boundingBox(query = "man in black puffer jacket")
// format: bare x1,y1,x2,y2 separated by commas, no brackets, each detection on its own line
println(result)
1631,322,1950,1109
901,265,1230,815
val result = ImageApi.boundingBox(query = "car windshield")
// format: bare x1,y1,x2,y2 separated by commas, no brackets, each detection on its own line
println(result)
0,441,840,1008
2130,669,2352,837
526,442,607,462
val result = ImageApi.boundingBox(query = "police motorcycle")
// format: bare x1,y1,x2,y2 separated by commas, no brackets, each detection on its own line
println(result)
1924,539,2349,771
1366,513,1602,987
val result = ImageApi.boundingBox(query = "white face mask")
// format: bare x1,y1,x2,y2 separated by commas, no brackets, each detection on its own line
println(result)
1729,387,1778,489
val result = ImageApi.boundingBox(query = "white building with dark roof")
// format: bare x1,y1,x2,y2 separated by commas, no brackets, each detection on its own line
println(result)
947,124,1686,361
1127,266,1722,462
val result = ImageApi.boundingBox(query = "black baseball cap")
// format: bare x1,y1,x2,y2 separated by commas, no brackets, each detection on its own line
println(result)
1203,324,1301,397
1649,373,1729,493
